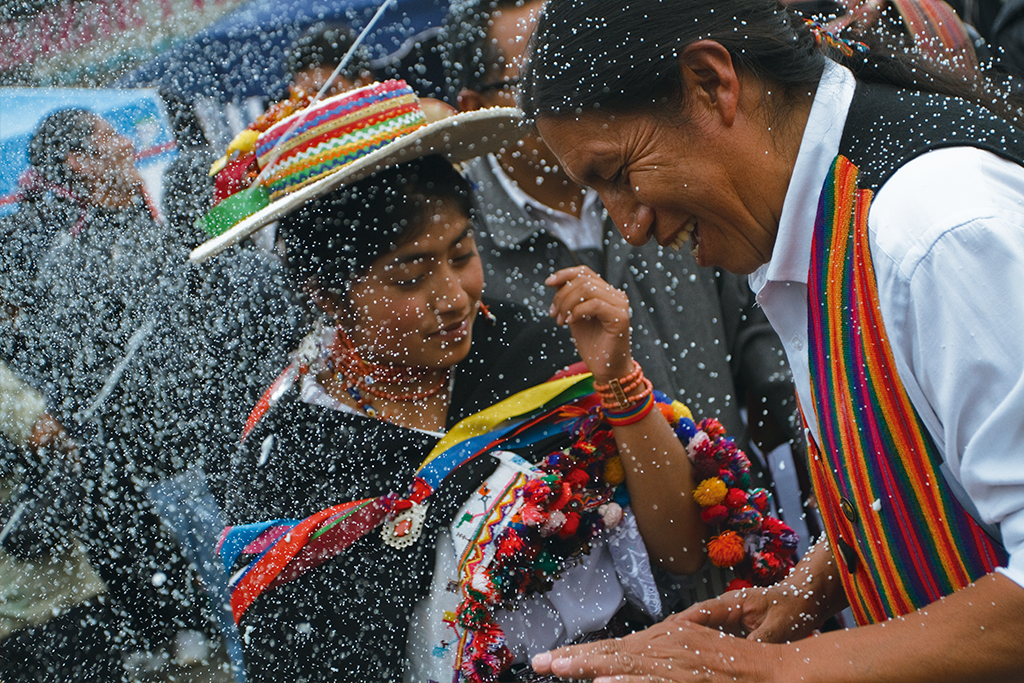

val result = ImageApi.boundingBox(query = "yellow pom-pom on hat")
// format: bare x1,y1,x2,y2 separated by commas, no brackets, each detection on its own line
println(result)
708,530,746,568
693,477,727,507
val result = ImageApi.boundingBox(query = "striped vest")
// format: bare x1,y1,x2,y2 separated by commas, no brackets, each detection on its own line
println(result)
803,83,1022,624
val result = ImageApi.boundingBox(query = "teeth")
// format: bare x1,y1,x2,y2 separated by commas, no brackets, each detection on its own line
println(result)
668,220,696,251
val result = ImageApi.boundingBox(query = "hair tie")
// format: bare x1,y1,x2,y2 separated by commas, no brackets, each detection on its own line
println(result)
804,18,869,57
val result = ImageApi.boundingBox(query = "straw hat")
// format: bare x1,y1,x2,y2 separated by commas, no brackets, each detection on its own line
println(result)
189,83,523,263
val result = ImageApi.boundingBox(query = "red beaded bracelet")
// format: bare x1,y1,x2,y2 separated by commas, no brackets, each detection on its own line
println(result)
593,360,645,408
600,376,653,412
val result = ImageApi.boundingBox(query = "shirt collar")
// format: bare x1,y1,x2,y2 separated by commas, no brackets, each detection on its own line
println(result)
749,60,856,292
486,154,605,251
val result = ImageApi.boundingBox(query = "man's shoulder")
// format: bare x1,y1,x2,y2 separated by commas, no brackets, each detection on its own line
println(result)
870,147,1024,275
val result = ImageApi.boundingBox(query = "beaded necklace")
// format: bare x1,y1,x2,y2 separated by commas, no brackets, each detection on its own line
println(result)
297,321,450,419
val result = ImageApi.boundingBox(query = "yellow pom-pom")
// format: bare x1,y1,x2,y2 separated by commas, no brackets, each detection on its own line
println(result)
708,530,746,567
228,129,261,156
603,456,625,486
693,477,727,507
671,401,692,424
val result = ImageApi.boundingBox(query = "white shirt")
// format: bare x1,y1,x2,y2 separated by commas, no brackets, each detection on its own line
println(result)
751,60,1024,589
486,154,605,252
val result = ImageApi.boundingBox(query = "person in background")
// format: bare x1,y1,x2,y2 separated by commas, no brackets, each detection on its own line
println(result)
161,88,218,248
0,360,124,682
442,0,817,563
1,107,220,676
520,0,1024,680
286,21,376,99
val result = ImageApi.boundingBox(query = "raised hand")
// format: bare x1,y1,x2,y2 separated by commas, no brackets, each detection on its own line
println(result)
546,265,633,383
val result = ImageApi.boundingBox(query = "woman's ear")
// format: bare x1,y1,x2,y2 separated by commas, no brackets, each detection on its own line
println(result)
303,277,346,319
677,40,741,127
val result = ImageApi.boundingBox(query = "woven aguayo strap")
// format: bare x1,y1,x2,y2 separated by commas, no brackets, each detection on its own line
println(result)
804,155,1007,625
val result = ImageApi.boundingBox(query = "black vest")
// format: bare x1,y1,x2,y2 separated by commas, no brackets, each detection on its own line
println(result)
839,80,1024,191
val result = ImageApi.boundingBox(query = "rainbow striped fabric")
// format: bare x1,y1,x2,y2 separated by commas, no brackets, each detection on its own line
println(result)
256,80,427,200
804,155,1006,624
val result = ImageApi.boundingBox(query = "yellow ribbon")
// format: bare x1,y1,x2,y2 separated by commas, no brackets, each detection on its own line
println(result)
422,373,593,466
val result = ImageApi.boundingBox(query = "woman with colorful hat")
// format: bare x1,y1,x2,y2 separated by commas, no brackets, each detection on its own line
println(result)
198,79,797,681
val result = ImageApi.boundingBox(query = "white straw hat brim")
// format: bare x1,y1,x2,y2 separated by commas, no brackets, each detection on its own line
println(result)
190,106,524,263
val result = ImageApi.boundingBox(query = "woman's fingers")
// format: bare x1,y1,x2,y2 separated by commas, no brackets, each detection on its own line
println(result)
545,265,594,288
548,270,628,326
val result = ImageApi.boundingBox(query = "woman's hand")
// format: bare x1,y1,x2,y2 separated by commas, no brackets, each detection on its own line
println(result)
546,266,633,383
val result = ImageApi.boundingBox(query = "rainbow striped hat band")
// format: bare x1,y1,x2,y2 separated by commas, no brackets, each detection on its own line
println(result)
191,80,522,263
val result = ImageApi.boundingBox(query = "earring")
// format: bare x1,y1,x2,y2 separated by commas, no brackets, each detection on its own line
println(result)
477,301,497,324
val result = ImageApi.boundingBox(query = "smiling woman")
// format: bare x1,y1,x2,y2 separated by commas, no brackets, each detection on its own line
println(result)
276,156,486,431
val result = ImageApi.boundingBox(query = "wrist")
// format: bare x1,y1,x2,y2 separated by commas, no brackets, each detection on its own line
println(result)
593,361,649,405
589,355,636,386
595,361,655,426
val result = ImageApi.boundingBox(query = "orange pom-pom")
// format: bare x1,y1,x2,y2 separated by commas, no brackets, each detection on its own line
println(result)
657,402,676,423
693,478,727,507
708,530,746,568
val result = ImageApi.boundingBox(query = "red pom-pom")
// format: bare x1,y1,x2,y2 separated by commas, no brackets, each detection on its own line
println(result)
701,504,730,525
496,529,528,558
727,578,755,591
549,482,573,511
523,480,551,503
558,512,581,538
724,487,749,509
214,153,258,202
760,516,787,536
564,468,590,487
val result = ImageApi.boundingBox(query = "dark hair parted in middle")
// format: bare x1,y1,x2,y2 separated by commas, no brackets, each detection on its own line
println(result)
28,108,96,188
521,0,1023,127
277,154,475,293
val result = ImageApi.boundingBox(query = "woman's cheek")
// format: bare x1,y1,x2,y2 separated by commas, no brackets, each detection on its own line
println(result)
383,294,427,334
